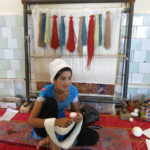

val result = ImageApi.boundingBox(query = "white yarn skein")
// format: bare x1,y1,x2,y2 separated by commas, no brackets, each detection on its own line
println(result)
132,127,143,137
55,112,78,135
44,114,83,149
55,122,75,135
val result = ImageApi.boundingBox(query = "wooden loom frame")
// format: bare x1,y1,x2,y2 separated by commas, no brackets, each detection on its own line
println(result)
21,0,135,105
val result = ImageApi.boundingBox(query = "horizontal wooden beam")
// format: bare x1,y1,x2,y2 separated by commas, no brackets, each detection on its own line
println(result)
21,0,134,4
29,54,128,59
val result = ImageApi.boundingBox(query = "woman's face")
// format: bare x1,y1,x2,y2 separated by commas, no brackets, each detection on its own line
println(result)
55,71,72,92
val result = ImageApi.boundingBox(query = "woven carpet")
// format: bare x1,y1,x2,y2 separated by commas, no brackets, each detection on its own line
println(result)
1,108,149,149
0,121,38,147
0,120,132,150
94,114,150,150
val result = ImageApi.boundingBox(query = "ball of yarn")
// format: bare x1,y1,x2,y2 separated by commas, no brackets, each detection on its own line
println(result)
69,112,77,118
129,117,133,122
131,112,138,117
132,127,143,137
134,108,139,113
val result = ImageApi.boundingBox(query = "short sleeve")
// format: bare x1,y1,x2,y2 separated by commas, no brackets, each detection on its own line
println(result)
70,84,79,103
36,84,54,102
72,96,78,103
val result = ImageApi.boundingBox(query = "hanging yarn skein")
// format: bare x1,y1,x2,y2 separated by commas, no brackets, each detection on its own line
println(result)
67,16,76,53
44,14,50,44
77,17,83,57
38,12,44,48
94,14,99,48
59,16,66,50
104,11,111,49
51,15,59,50
87,15,95,69
99,14,102,46
82,16,87,46
42,13,46,47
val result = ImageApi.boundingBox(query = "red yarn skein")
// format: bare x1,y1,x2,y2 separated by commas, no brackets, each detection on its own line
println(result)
87,15,95,69
51,15,59,50
67,16,75,53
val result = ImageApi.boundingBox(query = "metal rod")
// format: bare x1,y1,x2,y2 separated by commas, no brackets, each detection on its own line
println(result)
23,4,30,101
123,2,134,98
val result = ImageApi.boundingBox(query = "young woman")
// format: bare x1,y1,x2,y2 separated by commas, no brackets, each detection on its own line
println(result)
28,59,82,150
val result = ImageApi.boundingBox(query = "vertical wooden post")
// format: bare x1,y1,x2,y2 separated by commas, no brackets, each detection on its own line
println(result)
23,4,30,101
123,2,134,98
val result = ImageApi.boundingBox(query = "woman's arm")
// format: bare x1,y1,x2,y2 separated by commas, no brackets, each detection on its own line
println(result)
71,102,79,112
29,100,74,128
28,100,45,128
71,102,82,123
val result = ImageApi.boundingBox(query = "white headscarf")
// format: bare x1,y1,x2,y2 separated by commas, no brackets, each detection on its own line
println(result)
49,59,71,83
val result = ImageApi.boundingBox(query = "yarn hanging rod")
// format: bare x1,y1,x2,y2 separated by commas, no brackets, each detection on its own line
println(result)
30,78,123,82
29,54,128,59
25,8,128,15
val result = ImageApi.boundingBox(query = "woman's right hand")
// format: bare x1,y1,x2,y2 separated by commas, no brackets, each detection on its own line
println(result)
55,118,73,128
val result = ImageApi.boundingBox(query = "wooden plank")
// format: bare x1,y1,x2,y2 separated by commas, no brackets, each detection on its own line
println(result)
21,0,130,4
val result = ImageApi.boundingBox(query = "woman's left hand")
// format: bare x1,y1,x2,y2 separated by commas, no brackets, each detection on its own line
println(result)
73,112,82,123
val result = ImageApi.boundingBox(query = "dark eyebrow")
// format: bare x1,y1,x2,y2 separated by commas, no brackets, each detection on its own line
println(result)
60,76,72,79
